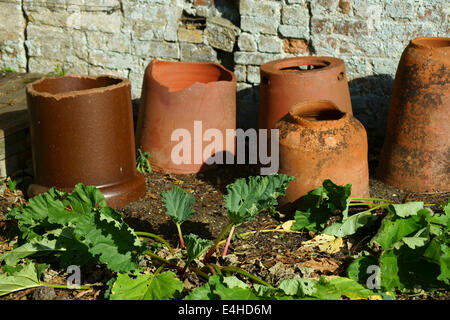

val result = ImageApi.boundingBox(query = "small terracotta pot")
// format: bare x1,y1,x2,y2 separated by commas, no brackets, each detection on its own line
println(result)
259,56,353,131
136,59,236,174
275,100,369,204
376,37,450,192
26,74,146,208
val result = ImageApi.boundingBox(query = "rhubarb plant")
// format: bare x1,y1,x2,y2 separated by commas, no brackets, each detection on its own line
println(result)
161,186,195,248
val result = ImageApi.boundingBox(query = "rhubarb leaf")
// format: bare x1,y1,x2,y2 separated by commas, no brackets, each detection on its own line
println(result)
161,186,195,225
224,174,294,225
0,261,47,297
110,270,183,300
184,234,213,263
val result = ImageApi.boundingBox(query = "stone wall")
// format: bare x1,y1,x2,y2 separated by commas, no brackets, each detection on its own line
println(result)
1,0,449,147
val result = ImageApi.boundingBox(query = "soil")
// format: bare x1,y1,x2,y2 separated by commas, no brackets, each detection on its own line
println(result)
0,162,448,301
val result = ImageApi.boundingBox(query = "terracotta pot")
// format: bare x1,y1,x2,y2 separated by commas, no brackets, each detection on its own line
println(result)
136,59,236,174
259,56,353,132
26,74,146,208
275,100,369,205
376,37,450,192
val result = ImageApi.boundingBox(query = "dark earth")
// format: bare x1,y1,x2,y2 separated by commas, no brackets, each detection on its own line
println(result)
0,156,448,301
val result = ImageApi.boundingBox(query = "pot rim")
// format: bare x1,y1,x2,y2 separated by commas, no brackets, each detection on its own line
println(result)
410,36,450,49
260,56,345,76
288,100,349,128
26,74,130,100
149,58,236,92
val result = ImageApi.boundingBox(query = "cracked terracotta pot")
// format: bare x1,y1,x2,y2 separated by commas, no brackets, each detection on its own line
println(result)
136,59,236,174
376,37,450,192
26,74,146,208
275,100,369,205
259,56,353,132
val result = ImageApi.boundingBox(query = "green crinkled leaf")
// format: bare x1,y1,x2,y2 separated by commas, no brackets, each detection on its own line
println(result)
184,234,213,263
110,270,183,300
278,277,317,297
388,202,425,218
161,186,195,225
4,184,145,273
183,274,259,301
371,208,430,250
346,251,379,284
323,211,377,237
224,174,294,225
311,277,380,300
424,237,450,285
291,180,351,233
0,261,47,297
0,238,64,266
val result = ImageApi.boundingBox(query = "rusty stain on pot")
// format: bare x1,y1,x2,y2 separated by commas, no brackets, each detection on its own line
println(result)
26,74,146,208
377,37,449,192
275,100,369,204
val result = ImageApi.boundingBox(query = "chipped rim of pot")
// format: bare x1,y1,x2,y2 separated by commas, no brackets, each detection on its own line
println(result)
148,58,236,93
288,99,349,129
260,56,346,77
410,36,450,50
26,74,130,101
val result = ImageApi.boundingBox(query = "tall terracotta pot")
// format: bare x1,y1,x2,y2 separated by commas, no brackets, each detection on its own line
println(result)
376,37,450,192
275,100,369,205
259,56,353,132
136,59,236,174
26,74,146,208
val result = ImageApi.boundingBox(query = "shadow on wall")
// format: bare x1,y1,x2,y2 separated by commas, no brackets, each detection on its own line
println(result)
349,74,394,163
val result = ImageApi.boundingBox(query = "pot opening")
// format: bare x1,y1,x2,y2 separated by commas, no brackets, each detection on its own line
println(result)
153,61,233,91
31,76,123,95
280,62,329,72
412,37,450,48
289,100,346,126
300,109,345,121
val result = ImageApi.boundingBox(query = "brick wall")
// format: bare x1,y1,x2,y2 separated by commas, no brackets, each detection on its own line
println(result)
1,0,449,147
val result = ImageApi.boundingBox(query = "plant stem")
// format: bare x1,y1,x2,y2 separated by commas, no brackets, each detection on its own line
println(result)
176,223,185,249
350,197,393,203
220,266,273,288
154,265,165,276
204,222,233,263
135,231,175,254
222,225,235,258
40,283,95,290
145,250,183,273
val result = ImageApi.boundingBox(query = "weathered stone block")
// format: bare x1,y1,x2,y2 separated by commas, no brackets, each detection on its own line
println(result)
234,64,247,82
258,35,283,53
246,65,260,84
134,40,180,59
178,28,204,43
283,39,309,54
234,52,283,66
241,15,278,35
279,24,309,39
239,0,281,17
180,43,217,62
205,16,239,52
238,33,257,52
281,5,310,26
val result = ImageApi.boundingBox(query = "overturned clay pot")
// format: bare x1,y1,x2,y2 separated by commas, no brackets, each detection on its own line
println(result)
136,59,236,174
259,56,353,132
26,74,146,208
275,100,370,205
376,37,450,192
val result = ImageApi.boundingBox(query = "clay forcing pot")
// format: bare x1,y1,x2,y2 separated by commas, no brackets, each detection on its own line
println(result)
259,56,353,132
26,74,146,208
136,59,236,174
275,100,369,205
376,37,450,192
